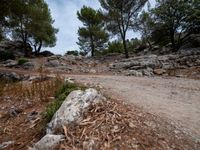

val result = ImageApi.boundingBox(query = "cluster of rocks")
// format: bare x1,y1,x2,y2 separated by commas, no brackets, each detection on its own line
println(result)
44,55,108,74
30,88,105,150
0,40,32,58
0,59,36,70
0,72,25,81
110,48,200,77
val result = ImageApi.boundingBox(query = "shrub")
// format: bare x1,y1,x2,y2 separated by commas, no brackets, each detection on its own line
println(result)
44,82,85,122
65,50,79,56
18,58,29,65
0,51,15,61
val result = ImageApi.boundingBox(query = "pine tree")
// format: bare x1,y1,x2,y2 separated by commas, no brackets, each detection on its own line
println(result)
99,0,147,58
77,6,108,57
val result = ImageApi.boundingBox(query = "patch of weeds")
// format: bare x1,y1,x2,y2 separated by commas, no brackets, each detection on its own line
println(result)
44,82,86,122
18,58,29,65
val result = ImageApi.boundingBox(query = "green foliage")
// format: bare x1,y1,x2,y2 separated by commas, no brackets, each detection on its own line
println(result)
108,41,124,53
150,23,170,46
0,0,58,54
99,0,148,58
128,38,143,51
65,50,79,56
100,41,124,55
77,6,109,57
152,0,197,50
44,82,85,122
0,51,15,61
135,11,154,49
29,1,58,53
186,0,200,34
18,58,29,65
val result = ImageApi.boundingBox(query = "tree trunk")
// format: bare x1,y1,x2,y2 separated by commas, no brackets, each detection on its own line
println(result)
34,44,37,52
91,41,95,57
122,37,129,58
37,41,42,54
90,34,95,57
147,39,152,50
170,30,177,52
23,37,28,57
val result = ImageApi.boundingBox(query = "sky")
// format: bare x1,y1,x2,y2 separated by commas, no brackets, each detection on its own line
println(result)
46,0,156,55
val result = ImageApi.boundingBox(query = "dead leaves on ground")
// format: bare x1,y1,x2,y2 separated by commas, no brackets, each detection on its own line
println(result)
57,99,199,150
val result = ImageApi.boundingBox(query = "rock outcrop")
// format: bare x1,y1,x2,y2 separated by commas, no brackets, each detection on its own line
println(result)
110,48,200,77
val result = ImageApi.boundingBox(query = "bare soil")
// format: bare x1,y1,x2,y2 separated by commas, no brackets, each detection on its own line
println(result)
66,74,200,139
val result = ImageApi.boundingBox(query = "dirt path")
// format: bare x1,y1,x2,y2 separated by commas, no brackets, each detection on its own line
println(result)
66,75,200,138
1,67,200,138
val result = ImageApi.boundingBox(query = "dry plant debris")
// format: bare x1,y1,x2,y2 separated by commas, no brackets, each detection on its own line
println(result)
58,99,200,150
0,76,65,150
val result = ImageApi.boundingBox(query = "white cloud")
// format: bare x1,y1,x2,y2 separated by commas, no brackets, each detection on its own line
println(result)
46,0,156,55
46,0,100,55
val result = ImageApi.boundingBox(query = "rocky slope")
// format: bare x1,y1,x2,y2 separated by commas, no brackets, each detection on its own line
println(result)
110,48,200,78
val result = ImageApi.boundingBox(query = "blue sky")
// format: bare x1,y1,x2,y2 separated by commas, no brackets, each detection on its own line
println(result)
46,0,155,55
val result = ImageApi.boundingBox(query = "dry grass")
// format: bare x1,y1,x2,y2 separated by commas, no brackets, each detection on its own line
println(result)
1,76,64,103
0,73,66,150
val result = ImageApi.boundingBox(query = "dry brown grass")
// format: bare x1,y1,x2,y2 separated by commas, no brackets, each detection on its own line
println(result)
0,73,66,150
1,76,64,103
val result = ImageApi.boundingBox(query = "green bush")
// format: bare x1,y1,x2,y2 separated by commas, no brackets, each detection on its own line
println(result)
44,82,86,122
0,51,15,61
98,41,124,56
65,50,79,56
18,58,29,65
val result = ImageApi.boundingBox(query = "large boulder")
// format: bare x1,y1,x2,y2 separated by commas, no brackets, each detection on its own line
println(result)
47,88,105,134
111,55,159,70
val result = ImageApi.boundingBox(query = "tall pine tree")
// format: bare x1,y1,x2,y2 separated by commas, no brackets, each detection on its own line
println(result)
77,6,108,57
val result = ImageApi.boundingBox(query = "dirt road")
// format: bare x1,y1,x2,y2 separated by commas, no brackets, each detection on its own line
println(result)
66,75,200,138
1,67,200,138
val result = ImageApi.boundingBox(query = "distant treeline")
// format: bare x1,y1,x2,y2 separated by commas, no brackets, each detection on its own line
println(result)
77,0,200,58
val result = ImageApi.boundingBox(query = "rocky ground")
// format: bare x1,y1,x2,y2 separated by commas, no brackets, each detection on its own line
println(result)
0,47,200,149
1,48,200,79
